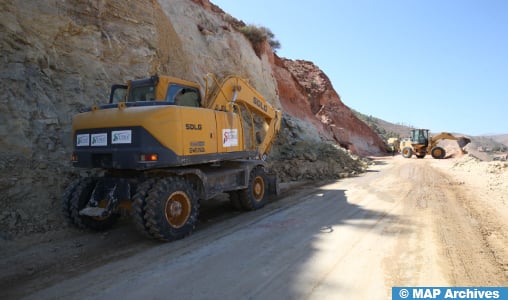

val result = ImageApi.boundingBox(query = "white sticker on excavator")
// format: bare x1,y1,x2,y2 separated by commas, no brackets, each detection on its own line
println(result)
222,129,238,147
112,130,132,144
76,134,90,147
91,133,107,146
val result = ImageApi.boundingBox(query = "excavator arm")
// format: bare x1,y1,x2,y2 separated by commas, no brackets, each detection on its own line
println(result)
204,74,282,159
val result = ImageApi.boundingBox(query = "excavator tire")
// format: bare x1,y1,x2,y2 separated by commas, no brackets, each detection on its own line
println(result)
431,146,446,159
62,179,79,226
401,147,413,158
228,191,244,211
132,178,156,238
144,177,199,242
239,166,268,211
62,177,120,231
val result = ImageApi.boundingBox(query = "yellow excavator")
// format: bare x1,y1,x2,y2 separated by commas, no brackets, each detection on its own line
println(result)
63,74,282,241
400,129,471,159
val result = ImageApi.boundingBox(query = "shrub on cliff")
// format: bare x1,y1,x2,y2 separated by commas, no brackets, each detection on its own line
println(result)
238,25,281,52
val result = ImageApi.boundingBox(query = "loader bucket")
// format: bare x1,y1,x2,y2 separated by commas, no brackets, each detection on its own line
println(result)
457,137,471,148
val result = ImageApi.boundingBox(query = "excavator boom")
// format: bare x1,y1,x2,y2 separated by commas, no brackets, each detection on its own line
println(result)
204,74,282,159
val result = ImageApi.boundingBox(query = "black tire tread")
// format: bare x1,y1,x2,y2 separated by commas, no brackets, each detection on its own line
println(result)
66,177,119,231
431,146,446,159
144,177,199,242
228,191,244,211
62,179,80,226
131,178,156,238
402,147,413,158
239,166,267,211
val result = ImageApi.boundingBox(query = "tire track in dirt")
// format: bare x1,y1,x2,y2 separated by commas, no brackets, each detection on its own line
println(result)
438,175,508,284
384,158,507,287
411,160,506,285
384,160,446,287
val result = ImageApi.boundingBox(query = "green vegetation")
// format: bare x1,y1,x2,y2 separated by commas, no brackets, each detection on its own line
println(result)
222,13,281,53
352,109,405,142
238,25,281,52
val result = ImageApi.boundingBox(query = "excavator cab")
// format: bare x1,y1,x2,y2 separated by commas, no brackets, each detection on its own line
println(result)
108,75,202,106
109,76,160,103
109,84,128,103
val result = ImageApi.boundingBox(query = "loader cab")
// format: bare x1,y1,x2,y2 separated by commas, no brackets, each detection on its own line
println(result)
410,129,429,146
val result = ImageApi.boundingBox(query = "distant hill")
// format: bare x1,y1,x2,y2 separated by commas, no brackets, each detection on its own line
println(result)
489,134,508,148
468,135,508,152
351,110,412,141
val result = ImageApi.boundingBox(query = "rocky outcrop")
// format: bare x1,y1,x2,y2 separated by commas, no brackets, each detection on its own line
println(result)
274,58,387,156
196,0,386,156
0,0,383,238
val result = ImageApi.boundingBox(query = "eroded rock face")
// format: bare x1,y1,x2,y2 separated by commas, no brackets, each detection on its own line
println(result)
0,0,383,237
274,58,387,156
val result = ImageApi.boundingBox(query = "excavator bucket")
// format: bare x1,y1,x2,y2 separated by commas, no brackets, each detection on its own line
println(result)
457,137,471,148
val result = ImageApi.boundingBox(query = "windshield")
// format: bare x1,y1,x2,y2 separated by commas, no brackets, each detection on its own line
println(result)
129,85,156,101
109,84,127,103
411,130,428,144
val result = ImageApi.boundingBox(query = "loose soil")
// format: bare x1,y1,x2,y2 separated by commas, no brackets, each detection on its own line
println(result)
1,155,506,299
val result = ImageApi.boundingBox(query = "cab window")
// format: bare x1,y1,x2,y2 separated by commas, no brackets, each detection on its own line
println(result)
109,84,127,103
130,85,156,101
166,84,201,107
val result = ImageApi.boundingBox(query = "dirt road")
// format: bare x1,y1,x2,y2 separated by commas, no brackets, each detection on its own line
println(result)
1,156,507,299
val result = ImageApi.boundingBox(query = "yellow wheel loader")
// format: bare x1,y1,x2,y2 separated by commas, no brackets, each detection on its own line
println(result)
63,74,282,241
386,137,400,154
400,129,471,159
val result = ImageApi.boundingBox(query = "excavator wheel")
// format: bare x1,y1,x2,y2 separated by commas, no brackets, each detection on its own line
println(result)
62,177,120,231
431,146,446,159
62,179,79,226
131,178,156,238
401,147,413,158
228,191,244,211
144,177,199,242
239,166,268,211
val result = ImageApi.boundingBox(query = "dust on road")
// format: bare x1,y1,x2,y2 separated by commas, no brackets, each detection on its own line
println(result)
1,156,507,299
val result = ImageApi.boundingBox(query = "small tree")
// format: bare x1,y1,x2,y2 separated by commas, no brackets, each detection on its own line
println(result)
263,26,281,51
238,24,281,53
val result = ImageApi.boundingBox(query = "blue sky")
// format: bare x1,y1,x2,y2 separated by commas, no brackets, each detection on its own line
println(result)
211,0,508,135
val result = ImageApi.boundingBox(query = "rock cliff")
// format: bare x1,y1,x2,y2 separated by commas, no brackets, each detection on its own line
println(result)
274,57,386,156
0,0,384,237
